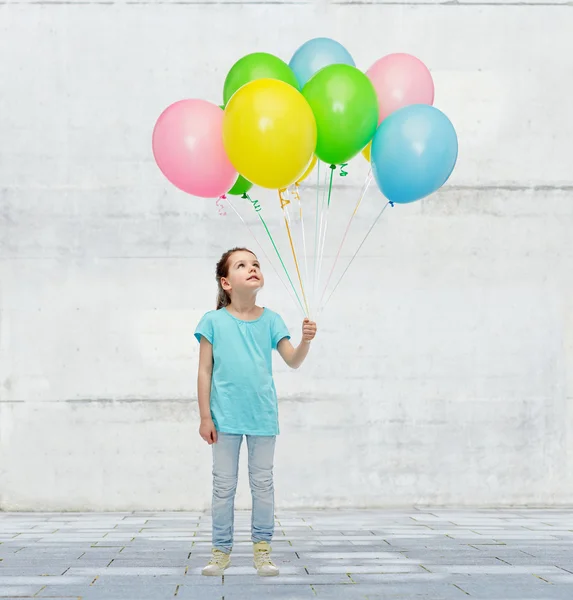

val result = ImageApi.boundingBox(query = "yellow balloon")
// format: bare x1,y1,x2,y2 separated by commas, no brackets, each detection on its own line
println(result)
223,79,317,190
296,155,317,184
361,142,371,162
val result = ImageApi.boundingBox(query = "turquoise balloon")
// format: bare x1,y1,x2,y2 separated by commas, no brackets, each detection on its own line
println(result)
371,105,458,204
289,37,355,88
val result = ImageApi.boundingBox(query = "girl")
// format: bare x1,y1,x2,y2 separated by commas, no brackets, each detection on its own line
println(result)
194,247,317,577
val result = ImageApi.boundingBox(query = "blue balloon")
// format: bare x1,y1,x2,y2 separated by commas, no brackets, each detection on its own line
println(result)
289,37,355,88
371,104,458,204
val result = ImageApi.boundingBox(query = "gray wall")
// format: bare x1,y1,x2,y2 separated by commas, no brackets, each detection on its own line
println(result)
1,0,572,510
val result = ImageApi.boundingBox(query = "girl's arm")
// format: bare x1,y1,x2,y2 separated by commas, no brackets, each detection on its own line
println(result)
197,337,217,444
277,318,317,369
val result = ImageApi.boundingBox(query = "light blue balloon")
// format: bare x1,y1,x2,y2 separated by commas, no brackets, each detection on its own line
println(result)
289,37,355,88
371,104,458,204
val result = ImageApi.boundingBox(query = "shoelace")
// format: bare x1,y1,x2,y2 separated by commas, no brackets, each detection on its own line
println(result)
255,548,273,565
209,551,227,566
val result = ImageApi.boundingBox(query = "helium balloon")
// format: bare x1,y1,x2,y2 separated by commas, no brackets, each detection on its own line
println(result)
371,104,458,204
302,64,378,165
223,52,299,106
367,53,434,124
289,37,355,88
152,99,237,198
227,174,253,196
296,155,318,184
223,78,317,190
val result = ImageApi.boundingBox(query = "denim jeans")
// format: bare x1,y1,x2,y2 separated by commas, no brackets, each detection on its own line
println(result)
211,433,276,553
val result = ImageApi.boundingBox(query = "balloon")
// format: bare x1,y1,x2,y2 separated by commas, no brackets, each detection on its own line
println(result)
361,143,371,162
227,174,253,196
371,104,458,204
152,99,237,198
223,52,299,106
367,53,434,124
223,79,317,190
296,155,317,184
289,37,355,88
302,64,378,165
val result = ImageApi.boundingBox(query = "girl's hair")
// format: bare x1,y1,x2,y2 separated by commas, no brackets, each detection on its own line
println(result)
216,247,257,310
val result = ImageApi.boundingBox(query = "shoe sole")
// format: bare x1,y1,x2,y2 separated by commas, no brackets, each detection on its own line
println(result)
201,562,231,576
254,564,279,577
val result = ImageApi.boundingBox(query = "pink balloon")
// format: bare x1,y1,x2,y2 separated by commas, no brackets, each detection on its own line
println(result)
366,53,435,124
152,99,237,198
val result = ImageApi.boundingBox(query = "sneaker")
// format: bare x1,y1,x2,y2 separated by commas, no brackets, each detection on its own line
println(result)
201,548,231,576
253,541,279,577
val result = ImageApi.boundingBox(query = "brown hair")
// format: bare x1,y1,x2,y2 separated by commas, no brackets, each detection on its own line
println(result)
215,247,257,310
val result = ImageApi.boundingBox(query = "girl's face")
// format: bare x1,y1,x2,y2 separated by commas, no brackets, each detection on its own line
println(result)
221,251,264,296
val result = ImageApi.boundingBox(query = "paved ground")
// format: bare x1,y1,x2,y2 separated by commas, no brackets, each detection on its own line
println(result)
0,509,572,599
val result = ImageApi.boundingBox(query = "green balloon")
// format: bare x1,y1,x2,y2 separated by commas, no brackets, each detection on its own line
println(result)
227,175,253,196
302,64,378,165
223,52,299,106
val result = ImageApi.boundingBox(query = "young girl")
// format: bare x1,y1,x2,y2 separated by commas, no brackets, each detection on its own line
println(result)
194,247,317,577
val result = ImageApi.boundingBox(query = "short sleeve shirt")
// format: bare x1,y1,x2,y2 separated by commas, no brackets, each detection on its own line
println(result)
194,307,290,436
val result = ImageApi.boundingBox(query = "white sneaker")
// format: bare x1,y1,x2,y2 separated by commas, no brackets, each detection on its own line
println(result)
253,541,279,577
201,548,231,576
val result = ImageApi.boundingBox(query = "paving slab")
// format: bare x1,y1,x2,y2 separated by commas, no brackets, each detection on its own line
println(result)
0,586,45,597
1,509,572,600
218,585,315,599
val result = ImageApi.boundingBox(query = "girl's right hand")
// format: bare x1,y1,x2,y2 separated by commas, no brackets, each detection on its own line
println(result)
199,418,218,445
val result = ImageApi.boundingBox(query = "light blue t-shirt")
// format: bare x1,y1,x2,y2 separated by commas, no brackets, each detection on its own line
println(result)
194,307,290,436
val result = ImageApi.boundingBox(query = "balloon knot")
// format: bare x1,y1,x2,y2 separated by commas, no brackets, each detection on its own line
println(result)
389,201,395,208
241,193,248,199
329,164,336,170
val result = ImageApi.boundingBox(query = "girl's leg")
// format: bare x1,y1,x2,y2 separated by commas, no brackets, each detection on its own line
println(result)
246,435,276,543
212,433,243,553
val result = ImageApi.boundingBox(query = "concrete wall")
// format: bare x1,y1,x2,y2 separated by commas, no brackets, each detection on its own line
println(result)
1,0,572,510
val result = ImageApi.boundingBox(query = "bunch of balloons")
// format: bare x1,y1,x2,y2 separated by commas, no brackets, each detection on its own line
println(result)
152,38,458,205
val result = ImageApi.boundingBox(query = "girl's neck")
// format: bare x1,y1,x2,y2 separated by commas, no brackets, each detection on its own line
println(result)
227,295,261,316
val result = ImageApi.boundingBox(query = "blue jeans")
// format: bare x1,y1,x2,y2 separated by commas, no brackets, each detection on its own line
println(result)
211,433,276,553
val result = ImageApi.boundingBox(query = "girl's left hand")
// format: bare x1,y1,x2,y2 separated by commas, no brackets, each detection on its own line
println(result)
302,318,317,343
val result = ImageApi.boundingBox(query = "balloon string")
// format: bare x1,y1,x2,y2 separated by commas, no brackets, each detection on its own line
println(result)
279,189,310,317
294,183,311,319
314,162,330,315
318,171,373,308
312,160,321,316
327,164,335,207
216,195,227,217
248,196,262,212
242,193,306,317
315,165,335,308
320,200,392,315
226,196,304,316
339,163,349,177
317,162,329,271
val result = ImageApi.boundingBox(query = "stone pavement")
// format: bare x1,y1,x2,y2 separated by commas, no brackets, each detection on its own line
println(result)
1,509,572,599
